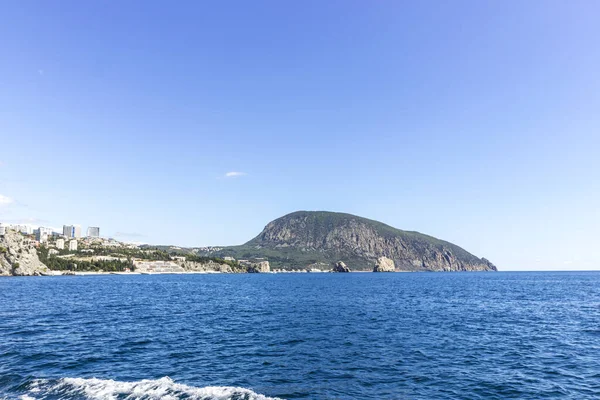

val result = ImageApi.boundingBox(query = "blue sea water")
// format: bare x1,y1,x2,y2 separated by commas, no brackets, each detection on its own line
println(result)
0,272,599,399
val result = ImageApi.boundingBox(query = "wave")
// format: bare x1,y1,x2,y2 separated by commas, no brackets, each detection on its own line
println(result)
22,377,281,400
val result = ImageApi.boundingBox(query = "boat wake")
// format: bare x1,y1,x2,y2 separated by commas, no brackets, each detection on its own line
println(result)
21,377,280,400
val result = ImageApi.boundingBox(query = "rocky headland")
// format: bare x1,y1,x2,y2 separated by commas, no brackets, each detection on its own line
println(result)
0,230,50,276
213,211,497,272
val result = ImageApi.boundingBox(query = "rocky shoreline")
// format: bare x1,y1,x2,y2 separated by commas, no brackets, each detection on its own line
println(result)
1,227,495,277
1,269,426,277
0,230,51,276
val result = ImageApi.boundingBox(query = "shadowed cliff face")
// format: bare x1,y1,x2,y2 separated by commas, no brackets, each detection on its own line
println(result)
243,211,497,271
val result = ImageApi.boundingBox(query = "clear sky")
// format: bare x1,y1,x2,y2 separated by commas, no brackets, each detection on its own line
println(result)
1,1,599,270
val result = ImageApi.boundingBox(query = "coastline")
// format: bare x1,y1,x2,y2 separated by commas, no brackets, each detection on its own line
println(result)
2,269,452,277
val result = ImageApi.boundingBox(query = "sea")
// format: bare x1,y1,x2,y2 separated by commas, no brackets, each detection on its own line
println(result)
0,272,599,399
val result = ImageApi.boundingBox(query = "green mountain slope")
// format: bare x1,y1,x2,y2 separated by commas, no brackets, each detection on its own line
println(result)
213,211,496,271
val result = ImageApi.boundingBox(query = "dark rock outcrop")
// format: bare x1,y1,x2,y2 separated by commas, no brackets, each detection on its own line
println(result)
332,261,350,273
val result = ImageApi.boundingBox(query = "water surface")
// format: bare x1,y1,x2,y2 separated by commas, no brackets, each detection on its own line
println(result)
1,272,599,399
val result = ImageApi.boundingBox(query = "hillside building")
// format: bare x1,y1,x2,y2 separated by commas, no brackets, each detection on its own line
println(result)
19,225,33,235
36,230,48,243
63,225,82,238
87,226,100,238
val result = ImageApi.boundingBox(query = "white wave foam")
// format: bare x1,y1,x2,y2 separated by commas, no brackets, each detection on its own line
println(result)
26,377,281,400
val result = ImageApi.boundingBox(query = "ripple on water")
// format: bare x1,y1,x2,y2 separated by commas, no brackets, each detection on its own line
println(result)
0,272,598,399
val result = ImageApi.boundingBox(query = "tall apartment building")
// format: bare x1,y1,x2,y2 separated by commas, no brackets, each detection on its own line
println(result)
56,238,65,250
38,227,53,236
36,229,48,243
87,226,100,238
63,225,82,238
69,240,78,251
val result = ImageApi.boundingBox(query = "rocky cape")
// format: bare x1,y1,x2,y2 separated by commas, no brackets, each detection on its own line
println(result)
213,211,497,272
0,230,50,276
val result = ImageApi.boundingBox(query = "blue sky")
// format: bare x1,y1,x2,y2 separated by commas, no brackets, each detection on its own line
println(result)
1,1,599,270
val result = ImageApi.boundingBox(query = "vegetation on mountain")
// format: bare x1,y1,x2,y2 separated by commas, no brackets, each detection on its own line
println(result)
37,246,133,272
208,211,497,271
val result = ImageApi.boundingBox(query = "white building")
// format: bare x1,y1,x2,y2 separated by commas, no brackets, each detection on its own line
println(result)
0,223,5,236
87,226,100,238
69,240,78,251
19,225,33,235
35,227,53,243
38,227,54,236
56,238,65,250
48,249,59,255
63,225,82,238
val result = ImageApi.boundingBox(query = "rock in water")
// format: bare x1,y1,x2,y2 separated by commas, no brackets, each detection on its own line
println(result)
332,261,351,273
374,256,395,272
0,229,49,276
247,261,270,273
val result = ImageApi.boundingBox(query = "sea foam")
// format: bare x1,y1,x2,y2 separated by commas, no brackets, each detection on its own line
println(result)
25,377,280,400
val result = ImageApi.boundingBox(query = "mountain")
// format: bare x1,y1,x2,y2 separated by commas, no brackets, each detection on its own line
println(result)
213,211,497,271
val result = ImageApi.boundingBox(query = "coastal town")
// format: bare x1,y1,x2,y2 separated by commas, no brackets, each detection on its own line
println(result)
0,222,350,276
0,222,240,274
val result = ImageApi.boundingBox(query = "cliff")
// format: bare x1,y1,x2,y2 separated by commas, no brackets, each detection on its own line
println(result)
0,230,50,276
176,259,237,273
217,211,497,271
